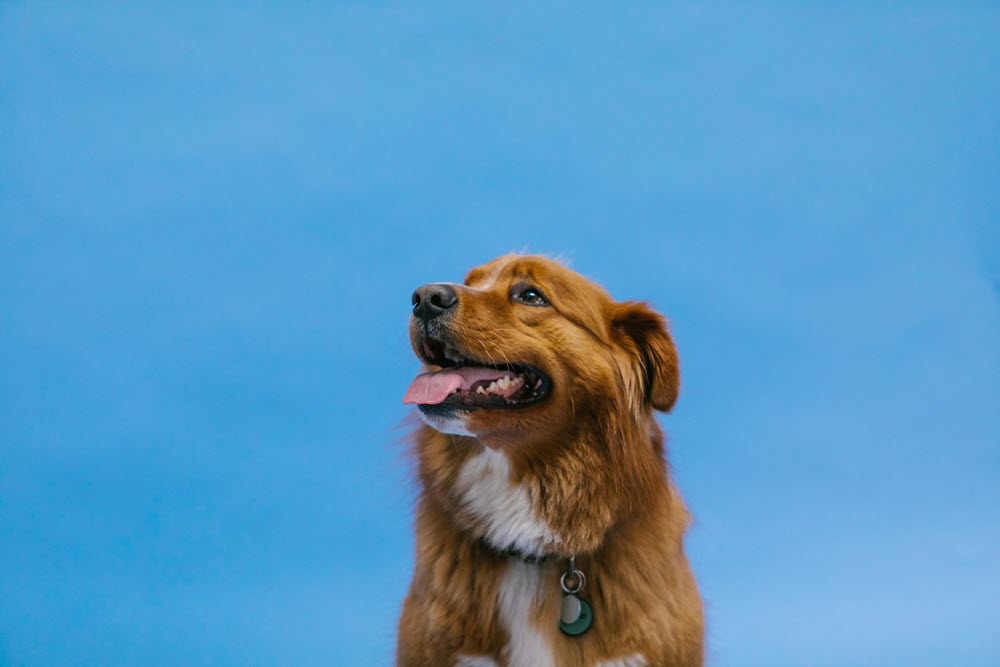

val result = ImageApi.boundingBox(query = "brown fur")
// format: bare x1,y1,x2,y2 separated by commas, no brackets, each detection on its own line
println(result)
397,255,703,667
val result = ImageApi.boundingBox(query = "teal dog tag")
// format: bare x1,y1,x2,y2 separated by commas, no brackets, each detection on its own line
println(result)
559,596,593,636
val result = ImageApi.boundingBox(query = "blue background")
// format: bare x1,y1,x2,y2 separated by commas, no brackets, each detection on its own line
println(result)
2,3,998,666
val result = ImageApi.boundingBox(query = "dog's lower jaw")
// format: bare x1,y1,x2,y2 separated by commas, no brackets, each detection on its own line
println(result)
419,410,474,436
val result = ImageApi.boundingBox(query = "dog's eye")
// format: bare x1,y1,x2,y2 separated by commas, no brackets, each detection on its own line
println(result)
513,286,549,306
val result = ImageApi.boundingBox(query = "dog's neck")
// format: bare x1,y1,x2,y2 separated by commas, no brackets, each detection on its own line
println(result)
417,414,669,561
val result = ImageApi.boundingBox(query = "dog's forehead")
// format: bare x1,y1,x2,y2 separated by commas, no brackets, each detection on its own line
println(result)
465,254,608,300
464,253,522,287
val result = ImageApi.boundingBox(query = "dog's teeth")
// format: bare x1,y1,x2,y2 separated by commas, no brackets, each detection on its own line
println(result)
476,386,486,395
487,381,498,392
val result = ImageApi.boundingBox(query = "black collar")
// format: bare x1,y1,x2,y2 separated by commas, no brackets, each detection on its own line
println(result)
477,537,558,564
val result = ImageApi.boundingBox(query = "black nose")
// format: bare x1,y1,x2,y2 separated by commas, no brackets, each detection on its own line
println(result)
411,283,458,321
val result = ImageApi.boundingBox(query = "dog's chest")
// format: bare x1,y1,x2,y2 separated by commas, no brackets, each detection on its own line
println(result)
451,449,649,667
457,558,650,667
454,447,559,558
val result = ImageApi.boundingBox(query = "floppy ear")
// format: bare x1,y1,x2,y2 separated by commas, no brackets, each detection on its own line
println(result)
612,302,680,412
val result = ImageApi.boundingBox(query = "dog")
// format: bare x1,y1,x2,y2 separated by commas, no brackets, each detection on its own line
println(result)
397,254,703,667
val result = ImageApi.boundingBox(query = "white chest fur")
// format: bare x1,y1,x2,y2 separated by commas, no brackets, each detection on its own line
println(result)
497,558,556,667
594,655,649,667
454,447,559,558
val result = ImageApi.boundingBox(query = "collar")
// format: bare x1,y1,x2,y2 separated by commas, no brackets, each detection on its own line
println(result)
476,537,559,564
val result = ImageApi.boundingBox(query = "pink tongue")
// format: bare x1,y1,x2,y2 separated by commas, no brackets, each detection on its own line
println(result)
402,367,511,405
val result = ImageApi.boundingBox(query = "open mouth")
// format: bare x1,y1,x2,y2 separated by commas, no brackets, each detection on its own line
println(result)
402,334,551,411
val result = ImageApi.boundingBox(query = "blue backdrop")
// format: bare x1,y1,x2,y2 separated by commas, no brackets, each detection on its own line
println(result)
2,3,998,666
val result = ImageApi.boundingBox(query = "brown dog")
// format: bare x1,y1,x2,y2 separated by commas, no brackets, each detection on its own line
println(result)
397,254,703,667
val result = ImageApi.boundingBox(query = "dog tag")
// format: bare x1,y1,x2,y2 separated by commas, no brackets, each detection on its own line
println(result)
559,596,592,636
560,594,581,624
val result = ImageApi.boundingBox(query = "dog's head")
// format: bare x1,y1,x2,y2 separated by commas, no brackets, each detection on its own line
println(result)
403,254,679,448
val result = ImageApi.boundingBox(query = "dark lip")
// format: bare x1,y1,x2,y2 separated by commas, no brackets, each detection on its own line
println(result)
412,330,553,412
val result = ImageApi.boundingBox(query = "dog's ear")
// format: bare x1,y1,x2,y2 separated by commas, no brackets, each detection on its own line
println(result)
612,302,680,412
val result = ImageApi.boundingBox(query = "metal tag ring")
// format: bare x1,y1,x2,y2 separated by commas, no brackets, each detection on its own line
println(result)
560,569,586,594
